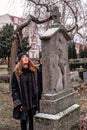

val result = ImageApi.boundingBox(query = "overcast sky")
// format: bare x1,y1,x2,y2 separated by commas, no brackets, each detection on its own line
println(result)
0,0,87,17
0,0,25,17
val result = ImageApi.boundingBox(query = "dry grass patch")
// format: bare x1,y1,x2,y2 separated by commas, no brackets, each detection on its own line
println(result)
0,83,20,129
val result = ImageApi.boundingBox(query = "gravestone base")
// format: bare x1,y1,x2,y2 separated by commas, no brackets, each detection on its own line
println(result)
34,89,80,130
34,104,80,130
40,89,76,114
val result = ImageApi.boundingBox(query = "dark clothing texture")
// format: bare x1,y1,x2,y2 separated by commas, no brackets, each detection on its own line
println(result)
20,108,36,130
20,68,37,110
37,64,42,112
37,64,42,100
11,68,38,130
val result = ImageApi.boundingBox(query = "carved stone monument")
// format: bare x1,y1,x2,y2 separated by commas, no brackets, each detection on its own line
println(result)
34,6,80,130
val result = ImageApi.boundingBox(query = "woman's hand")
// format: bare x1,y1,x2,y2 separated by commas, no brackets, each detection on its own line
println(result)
19,106,24,112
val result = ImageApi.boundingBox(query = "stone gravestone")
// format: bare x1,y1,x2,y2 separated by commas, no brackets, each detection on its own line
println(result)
83,71,87,83
34,6,80,130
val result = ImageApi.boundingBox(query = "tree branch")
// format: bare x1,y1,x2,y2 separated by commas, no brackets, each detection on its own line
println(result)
14,15,51,34
63,0,78,32
27,0,49,11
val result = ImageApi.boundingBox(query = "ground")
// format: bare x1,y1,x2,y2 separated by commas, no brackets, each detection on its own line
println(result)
70,80,87,130
0,65,20,130
1,82,87,130
0,83,20,130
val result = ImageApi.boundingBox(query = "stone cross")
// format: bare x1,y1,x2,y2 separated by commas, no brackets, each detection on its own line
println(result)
50,6,61,24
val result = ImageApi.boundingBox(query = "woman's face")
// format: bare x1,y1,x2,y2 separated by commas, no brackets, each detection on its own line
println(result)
21,55,29,65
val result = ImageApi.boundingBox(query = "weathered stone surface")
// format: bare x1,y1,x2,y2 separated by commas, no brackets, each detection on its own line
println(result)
40,89,75,114
34,104,80,130
41,29,69,93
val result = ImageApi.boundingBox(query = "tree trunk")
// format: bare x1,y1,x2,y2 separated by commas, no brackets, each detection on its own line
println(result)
9,37,19,90
10,38,18,72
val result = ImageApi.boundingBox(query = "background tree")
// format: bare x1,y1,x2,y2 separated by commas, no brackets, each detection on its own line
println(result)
84,46,87,58
10,0,87,71
0,24,30,68
18,36,31,54
68,41,77,59
0,24,14,67
79,46,85,58
79,46,87,58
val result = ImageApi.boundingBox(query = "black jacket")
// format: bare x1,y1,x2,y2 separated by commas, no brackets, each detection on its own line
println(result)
11,68,38,120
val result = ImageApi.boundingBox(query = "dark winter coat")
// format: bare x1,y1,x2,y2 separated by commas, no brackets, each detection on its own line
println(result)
37,64,42,100
11,68,38,120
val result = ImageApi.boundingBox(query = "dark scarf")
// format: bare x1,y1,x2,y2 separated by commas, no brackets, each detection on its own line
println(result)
20,68,37,110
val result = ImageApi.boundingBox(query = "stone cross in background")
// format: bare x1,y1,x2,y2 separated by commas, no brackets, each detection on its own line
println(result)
50,6,61,24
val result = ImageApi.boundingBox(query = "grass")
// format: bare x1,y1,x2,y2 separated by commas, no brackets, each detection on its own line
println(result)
0,83,20,129
0,82,86,129
0,65,20,129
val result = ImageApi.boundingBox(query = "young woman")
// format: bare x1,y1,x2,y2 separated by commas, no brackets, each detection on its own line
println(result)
11,52,38,130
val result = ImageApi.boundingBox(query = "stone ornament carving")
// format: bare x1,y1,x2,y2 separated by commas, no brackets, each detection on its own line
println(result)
51,34,68,92
50,6,61,24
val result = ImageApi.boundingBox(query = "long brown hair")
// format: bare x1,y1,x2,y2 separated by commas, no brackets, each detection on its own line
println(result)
14,58,36,76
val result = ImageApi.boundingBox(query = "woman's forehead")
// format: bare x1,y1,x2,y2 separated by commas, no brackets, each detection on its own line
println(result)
22,55,29,58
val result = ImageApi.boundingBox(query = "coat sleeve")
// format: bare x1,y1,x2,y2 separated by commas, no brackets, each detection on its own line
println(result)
11,72,21,108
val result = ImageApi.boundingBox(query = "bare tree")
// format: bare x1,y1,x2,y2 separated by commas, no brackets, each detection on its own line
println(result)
21,0,87,42
10,14,51,72
10,0,87,72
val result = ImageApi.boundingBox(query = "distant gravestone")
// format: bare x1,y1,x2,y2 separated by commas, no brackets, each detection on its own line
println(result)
83,71,87,82
34,6,80,130
70,71,79,81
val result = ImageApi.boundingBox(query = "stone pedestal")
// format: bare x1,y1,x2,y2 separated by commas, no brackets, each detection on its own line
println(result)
34,105,80,130
34,89,80,130
40,89,75,114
